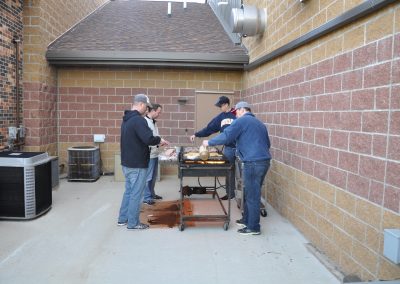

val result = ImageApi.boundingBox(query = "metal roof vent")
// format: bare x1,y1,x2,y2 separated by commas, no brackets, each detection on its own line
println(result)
230,5,266,37
168,2,172,17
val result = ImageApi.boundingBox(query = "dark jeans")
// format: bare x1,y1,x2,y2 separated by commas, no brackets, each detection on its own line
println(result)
223,147,236,197
242,159,270,231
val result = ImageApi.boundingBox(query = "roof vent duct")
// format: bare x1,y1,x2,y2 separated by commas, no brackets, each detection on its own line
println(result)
230,5,265,37
168,2,172,17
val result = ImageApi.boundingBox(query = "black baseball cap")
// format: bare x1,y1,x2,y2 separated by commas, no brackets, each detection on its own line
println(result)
214,96,230,107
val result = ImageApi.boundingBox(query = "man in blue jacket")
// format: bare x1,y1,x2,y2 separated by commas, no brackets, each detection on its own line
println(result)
190,96,236,200
202,101,271,235
118,94,168,230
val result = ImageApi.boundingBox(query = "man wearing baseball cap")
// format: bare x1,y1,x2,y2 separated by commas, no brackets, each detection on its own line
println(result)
203,101,271,235
189,95,237,200
118,94,168,230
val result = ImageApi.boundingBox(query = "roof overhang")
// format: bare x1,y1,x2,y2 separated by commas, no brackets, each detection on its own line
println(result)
46,50,248,70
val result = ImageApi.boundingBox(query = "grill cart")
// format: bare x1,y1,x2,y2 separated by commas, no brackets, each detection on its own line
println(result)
178,147,234,231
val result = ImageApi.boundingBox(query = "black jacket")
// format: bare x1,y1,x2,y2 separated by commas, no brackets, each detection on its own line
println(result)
120,110,161,168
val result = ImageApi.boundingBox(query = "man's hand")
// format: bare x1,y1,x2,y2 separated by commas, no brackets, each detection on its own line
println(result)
159,138,170,146
189,135,196,142
202,140,209,147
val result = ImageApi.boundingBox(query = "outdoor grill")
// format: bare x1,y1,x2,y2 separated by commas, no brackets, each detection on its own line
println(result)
178,146,234,231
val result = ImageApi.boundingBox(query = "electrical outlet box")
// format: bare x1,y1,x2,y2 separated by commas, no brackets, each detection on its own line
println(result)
384,229,400,264
93,134,105,143
8,127,17,139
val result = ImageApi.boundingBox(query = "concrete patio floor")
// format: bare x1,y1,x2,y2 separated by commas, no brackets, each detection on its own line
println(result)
0,175,340,284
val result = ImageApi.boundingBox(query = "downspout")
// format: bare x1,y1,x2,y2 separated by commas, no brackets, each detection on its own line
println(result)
12,38,24,151
13,38,21,131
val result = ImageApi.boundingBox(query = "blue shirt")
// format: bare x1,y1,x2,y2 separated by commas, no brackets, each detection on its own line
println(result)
195,109,236,148
208,112,271,162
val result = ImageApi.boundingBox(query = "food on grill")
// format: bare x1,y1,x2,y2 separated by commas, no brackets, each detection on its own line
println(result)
209,152,222,157
183,152,200,160
184,146,199,153
208,147,218,153
159,147,178,162
180,146,227,164
203,160,225,164
199,145,209,160
182,160,225,164
183,146,218,153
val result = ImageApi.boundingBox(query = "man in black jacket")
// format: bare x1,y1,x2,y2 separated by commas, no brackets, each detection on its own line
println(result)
117,94,168,230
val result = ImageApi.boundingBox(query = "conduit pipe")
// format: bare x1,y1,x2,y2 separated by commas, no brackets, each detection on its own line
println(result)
11,38,25,151
13,38,21,137
0,141,25,152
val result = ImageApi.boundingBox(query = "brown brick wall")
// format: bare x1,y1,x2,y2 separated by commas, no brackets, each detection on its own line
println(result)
242,1,400,281
57,67,242,173
0,0,23,145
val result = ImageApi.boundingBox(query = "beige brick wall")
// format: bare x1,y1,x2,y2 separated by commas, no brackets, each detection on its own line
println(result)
57,67,242,174
241,0,400,281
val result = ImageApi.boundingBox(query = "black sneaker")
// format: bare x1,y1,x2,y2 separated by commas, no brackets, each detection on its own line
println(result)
221,195,235,200
127,223,149,230
236,219,246,228
143,200,155,205
117,221,127,226
153,194,163,200
238,227,260,235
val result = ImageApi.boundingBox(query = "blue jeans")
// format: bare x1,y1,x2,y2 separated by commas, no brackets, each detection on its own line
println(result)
143,158,159,202
242,160,270,231
118,166,148,228
223,146,236,197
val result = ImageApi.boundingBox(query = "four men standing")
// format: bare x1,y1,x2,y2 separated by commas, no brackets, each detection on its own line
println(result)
118,94,271,235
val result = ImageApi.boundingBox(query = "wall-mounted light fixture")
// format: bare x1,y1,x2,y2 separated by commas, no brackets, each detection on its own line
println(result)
177,98,188,105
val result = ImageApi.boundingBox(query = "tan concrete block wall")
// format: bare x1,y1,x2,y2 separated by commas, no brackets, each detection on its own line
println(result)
241,0,400,281
267,160,400,281
56,67,242,173
242,1,398,88
243,0,365,64
22,0,107,153
23,0,108,84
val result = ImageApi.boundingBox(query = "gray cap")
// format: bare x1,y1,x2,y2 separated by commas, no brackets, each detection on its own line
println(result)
134,94,152,108
234,101,251,110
